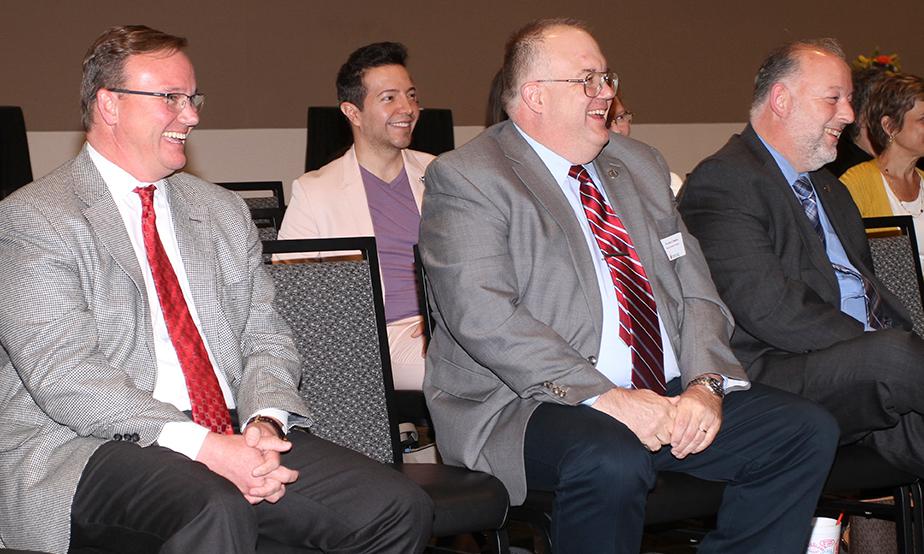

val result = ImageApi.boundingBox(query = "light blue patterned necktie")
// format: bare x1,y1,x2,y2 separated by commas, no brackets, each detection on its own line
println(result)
792,175,826,248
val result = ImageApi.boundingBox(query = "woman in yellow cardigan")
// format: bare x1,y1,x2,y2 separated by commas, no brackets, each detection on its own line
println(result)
842,73,924,267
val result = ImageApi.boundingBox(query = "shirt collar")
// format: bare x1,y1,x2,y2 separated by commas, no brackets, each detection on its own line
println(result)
86,142,166,200
513,123,586,185
754,132,807,186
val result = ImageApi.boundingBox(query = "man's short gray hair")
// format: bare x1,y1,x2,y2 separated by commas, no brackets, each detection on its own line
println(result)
751,38,845,111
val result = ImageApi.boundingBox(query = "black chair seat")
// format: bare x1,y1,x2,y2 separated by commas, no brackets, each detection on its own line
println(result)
825,444,916,493
398,463,509,537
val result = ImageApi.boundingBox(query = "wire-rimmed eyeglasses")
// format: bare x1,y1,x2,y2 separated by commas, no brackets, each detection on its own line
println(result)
533,71,619,98
109,88,205,113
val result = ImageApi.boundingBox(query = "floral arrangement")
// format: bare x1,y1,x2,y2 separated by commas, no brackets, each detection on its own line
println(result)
853,50,901,73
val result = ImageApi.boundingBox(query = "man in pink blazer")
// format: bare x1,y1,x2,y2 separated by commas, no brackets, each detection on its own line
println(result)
279,42,433,391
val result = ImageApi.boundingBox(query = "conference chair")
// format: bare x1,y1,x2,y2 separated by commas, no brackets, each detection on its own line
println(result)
304,107,454,172
0,106,33,200
863,215,924,337
217,180,286,239
262,237,510,553
415,247,924,554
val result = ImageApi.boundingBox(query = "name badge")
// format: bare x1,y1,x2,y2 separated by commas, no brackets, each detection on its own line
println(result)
660,232,686,261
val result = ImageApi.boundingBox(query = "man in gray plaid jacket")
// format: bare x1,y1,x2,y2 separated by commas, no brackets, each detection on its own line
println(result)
0,25,431,554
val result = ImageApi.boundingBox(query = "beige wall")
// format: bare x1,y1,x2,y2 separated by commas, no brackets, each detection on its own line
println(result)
3,0,923,131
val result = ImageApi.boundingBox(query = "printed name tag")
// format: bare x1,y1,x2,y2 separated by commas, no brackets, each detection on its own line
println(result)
660,232,686,261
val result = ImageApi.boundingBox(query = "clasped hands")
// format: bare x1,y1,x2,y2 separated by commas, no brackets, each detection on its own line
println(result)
592,381,722,459
196,420,298,504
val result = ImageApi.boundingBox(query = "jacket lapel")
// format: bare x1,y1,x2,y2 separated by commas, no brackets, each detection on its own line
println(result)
403,149,427,211
742,127,840,295
496,123,604,340
75,146,157,388
592,147,684,335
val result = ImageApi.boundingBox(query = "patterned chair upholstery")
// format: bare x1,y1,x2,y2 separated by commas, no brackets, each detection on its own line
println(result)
864,216,924,337
262,237,510,553
268,258,395,463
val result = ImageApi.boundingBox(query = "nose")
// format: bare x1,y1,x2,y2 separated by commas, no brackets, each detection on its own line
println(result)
839,97,855,124
178,99,199,127
598,79,617,101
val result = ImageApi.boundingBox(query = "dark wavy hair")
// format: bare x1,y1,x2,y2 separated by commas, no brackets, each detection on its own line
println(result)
336,42,408,107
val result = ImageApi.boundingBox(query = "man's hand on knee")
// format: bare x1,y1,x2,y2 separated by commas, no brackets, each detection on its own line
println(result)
670,385,722,459
242,424,299,502
592,388,676,452
196,431,296,504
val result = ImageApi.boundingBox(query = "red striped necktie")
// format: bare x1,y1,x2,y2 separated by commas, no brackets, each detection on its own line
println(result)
570,165,666,395
135,184,233,434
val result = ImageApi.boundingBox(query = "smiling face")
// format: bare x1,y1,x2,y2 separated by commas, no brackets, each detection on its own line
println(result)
345,64,419,153
97,49,200,182
527,26,615,164
783,49,854,171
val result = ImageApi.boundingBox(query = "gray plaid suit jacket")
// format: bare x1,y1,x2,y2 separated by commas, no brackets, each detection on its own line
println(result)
0,146,309,553
418,121,749,505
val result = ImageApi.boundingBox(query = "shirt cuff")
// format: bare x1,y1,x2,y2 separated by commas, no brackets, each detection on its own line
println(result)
582,394,600,406
157,420,210,460
241,408,291,433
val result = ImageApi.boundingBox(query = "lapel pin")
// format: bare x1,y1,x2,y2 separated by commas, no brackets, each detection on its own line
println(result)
607,168,619,179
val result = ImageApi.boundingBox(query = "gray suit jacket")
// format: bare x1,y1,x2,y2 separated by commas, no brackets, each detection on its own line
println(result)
679,125,910,372
0,147,310,553
418,121,748,505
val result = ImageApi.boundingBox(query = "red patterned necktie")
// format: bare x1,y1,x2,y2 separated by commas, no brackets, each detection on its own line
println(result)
135,185,233,434
570,165,666,395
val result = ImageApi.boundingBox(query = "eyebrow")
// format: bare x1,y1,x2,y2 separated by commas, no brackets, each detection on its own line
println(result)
377,87,416,96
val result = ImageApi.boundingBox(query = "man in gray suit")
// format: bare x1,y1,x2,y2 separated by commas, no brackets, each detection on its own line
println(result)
679,39,924,476
0,25,431,554
418,18,839,553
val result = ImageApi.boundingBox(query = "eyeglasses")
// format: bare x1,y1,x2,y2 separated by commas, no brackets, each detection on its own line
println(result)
109,88,205,113
613,111,633,124
533,71,619,98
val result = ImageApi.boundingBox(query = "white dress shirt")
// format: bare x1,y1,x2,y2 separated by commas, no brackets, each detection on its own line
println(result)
513,127,682,399
88,144,285,459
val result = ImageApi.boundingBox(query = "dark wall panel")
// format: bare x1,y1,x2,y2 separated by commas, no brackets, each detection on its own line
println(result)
3,0,922,130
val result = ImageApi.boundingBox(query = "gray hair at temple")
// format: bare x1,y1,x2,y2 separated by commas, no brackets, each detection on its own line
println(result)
80,25,188,131
500,17,591,113
751,38,846,113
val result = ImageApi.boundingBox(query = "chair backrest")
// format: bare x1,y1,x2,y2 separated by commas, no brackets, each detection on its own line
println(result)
305,107,455,172
217,181,286,232
863,215,924,337
262,237,402,464
0,106,33,200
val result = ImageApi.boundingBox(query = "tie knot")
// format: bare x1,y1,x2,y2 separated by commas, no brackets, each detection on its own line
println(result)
134,184,157,209
792,176,815,200
569,164,592,185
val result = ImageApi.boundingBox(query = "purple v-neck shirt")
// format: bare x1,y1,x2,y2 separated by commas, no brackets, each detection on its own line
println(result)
360,165,421,323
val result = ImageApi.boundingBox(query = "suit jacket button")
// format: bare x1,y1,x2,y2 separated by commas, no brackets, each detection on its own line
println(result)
131,433,140,442
587,355,597,365
543,381,552,389
113,433,122,441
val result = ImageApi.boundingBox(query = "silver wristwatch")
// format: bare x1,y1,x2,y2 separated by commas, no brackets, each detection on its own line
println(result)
687,375,725,398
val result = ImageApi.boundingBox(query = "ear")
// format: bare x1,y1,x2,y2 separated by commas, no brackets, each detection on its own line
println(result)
95,88,119,126
520,81,544,114
880,115,897,138
340,102,362,128
768,82,790,118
